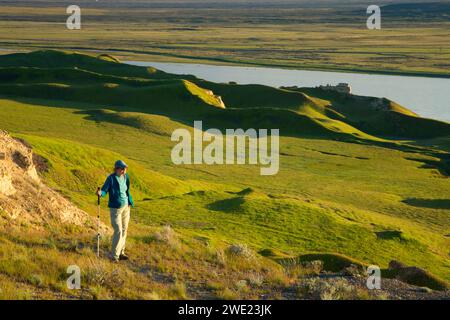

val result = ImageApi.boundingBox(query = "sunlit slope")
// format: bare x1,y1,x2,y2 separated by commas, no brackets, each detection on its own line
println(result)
16,134,213,204
11,132,450,286
0,92,449,286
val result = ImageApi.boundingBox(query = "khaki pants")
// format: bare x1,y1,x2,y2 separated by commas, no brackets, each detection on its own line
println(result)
110,205,130,259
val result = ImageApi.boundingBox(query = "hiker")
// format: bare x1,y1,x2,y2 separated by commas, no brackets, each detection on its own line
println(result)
97,160,134,262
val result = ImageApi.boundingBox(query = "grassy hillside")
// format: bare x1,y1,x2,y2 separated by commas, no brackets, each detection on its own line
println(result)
0,50,449,299
295,87,450,139
0,50,187,80
1,50,449,141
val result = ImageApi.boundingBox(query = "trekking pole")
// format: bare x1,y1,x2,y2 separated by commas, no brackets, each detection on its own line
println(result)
97,187,101,258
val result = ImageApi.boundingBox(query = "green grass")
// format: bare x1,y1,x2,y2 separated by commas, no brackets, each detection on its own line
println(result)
0,50,448,298
7,130,450,290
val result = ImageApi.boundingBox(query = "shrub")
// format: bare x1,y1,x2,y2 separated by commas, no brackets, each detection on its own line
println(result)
302,260,323,275
226,244,254,260
217,287,238,300
297,277,356,300
152,225,179,249
169,281,188,299
247,272,264,287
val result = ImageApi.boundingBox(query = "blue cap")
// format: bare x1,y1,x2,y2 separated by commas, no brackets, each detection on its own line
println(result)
114,160,128,169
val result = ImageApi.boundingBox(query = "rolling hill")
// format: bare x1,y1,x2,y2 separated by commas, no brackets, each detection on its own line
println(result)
0,50,448,299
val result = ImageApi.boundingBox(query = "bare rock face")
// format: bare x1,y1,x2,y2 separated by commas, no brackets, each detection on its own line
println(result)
0,165,15,196
204,89,226,109
0,130,104,231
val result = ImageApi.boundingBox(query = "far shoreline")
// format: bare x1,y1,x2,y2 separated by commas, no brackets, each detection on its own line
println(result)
1,46,450,80
126,57,450,80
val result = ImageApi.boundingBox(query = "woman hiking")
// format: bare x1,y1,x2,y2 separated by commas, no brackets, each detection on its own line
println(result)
97,160,134,262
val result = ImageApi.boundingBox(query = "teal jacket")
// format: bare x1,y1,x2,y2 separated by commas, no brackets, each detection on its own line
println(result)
100,173,134,209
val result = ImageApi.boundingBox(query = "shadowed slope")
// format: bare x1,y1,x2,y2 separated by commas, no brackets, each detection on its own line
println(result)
0,80,225,115
1,50,449,142
0,50,190,80
294,87,450,139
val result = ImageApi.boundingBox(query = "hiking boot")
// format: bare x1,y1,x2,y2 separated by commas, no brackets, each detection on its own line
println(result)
119,254,129,261
110,255,120,263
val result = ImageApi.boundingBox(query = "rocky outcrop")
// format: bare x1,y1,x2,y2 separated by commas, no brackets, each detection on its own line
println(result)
0,130,102,230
